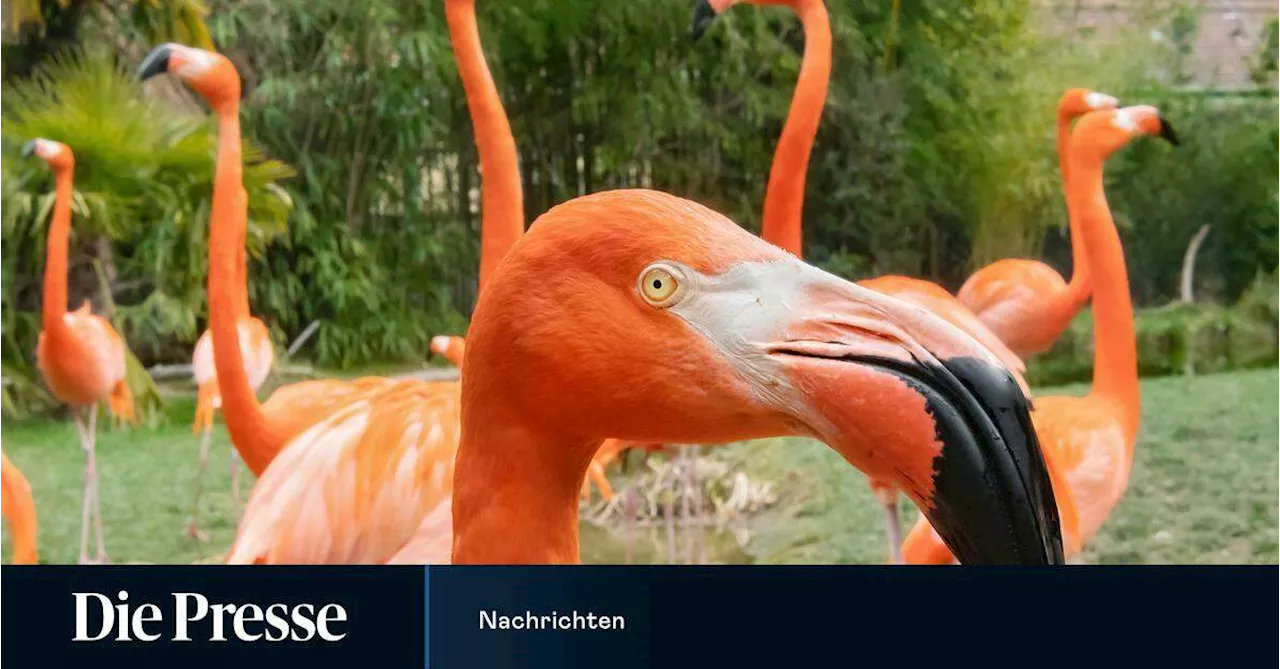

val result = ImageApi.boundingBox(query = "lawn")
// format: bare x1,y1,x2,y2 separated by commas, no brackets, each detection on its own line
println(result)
2,369,1276,564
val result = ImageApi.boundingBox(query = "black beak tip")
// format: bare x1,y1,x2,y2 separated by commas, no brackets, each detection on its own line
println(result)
137,44,173,81
1158,116,1180,146
21,141,37,158
928,357,1065,565
691,0,718,41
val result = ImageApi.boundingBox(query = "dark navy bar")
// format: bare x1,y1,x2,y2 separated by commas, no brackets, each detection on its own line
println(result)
428,566,1277,668
1,566,423,668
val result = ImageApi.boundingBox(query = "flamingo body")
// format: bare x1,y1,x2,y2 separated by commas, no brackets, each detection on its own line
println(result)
957,259,1081,358
191,318,274,430
1,453,39,564
36,304,132,415
227,380,459,564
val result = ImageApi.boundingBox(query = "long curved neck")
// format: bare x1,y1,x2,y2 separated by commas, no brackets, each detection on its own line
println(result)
42,169,75,333
1059,113,1089,305
446,0,525,293
1,456,39,565
209,103,284,474
760,0,830,258
1070,156,1139,444
452,411,590,564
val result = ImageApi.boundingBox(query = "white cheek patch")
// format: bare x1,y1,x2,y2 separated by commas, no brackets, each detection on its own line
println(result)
173,45,218,79
1112,108,1138,132
430,335,451,354
666,259,827,414
34,139,61,159
1085,92,1118,109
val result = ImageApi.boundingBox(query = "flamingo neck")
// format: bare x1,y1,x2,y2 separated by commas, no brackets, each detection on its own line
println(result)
446,0,525,293
209,104,283,474
1059,113,1089,306
452,412,589,564
760,0,830,258
42,169,74,334
1070,157,1139,444
1,456,39,565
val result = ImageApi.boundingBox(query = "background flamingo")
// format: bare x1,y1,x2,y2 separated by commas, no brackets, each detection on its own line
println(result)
956,88,1120,358
138,43,465,565
902,105,1179,563
186,299,274,540
25,138,135,564
692,0,1029,562
1,452,39,564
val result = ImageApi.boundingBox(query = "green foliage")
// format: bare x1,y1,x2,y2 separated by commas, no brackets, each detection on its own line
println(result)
1,49,293,417
1026,276,1280,386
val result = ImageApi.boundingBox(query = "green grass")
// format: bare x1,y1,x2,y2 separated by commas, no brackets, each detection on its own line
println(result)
2,369,1277,564
722,368,1279,565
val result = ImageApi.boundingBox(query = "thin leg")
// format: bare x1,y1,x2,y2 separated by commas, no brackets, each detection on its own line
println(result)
881,499,903,565
74,410,92,565
185,424,214,542
679,446,693,565
230,447,243,520
623,483,636,565
663,457,676,565
88,404,108,563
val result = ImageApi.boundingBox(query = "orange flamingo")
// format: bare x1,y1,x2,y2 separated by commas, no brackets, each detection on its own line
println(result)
24,138,136,564
1,452,39,565
450,189,1064,564
186,290,274,540
956,88,1119,358
693,0,1027,561
901,106,1179,563
140,43,509,565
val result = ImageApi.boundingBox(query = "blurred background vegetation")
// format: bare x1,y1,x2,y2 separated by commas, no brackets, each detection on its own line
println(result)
2,0,1277,418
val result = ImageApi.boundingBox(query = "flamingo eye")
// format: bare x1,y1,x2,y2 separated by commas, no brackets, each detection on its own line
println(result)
638,265,682,307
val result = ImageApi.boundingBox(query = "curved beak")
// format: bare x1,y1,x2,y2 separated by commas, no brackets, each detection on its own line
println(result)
21,141,37,158
691,0,718,41
137,44,173,81
683,260,1064,564
1157,116,1179,146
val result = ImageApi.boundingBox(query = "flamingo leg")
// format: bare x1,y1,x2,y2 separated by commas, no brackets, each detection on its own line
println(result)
185,423,214,542
87,404,108,563
230,447,243,520
663,454,676,564
623,481,636,565
881,496,903,565
73,409,92,564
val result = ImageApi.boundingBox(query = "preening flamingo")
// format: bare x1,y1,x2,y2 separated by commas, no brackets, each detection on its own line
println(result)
901,106,1178,563
956,88,1120,358
692,0,1026,562
1,452,39,565
187,288,274,540
25,138,136,564
139,44,462,564
452,189,1063,564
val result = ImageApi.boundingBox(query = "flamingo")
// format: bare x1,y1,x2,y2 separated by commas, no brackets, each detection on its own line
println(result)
692,0,1027,561
450,188,1064,565
138,45,464,564
186,284,274,540
24,138,136,565
901,106,1179,563
957,89,1120,358
2,452,39,565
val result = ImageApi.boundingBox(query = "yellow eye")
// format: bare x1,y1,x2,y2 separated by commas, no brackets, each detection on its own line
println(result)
639,266,679,305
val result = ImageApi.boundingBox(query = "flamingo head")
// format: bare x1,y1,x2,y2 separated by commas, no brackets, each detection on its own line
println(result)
464,189,1064,565
1058,88,1120,121
22,138,73,171
1074,105,1179,160
430,335,467,367
137,43,240,108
